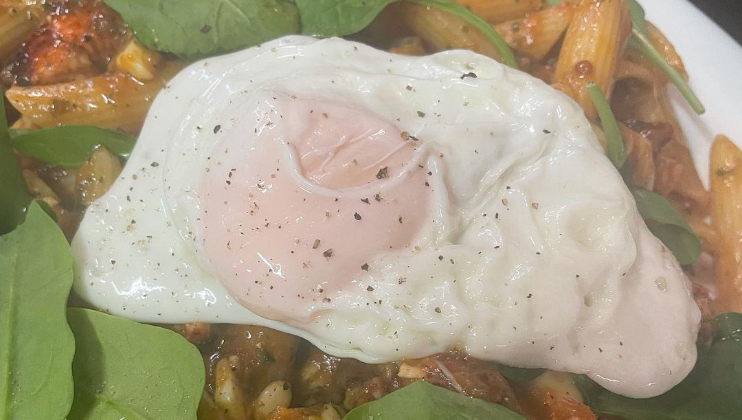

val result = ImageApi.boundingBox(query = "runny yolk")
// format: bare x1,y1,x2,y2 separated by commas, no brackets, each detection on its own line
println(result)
200,97,431,321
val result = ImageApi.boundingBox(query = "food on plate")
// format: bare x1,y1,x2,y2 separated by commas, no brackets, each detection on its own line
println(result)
1,0,741,419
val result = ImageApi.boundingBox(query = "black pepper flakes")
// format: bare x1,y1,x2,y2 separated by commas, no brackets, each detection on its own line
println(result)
312,239,321,249
150,161,160,167
213,124,222,134
354,212,362,221
438,255,444,261
376,167,389,179
434,307,442,313
361,198,370,204
323,249,334,258
200,24,212,34
417,111,426,118
460,71,478,80
398,216,403,224
374,193,382,202
361,263,369,271
367,286,374,292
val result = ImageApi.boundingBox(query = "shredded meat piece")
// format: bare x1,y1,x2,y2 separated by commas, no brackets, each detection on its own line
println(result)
397,353,523,414
2,0,126,86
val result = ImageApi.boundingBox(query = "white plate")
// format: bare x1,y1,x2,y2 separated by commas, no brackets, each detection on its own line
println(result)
644,0,742,186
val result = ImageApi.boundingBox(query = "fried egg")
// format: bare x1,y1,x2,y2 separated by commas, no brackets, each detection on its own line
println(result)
72,36,700,398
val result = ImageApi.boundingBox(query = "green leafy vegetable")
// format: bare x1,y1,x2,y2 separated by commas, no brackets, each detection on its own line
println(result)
587,82,627,169
102,0,299,58
626,0,704,114
10,126,136,168
0,202,75,420
343,380,527,420
0,89,32,235
67,308,205,420
295,0,518,68
580,313,742,420
632,188,702,265
498,365,545,383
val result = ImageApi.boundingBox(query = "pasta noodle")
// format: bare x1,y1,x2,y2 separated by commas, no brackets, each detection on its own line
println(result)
494,2,575,60
400,2,501,60
453,0,544,24
554,0,632,119
710,136,742,313
5,61,183,134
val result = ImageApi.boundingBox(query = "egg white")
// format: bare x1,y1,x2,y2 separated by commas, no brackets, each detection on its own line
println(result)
72,36,700,398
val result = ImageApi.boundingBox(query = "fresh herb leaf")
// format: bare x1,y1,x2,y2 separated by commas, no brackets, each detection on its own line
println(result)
102,0,299,58
0,89,32,235
580,313,742,420
631,188,702,265
627,0,704,114
295,0,518,68
498,365,545,383
10,126,136,168
343,380,527,420
67,308,205,420
0,202,75,419
586,82,627,169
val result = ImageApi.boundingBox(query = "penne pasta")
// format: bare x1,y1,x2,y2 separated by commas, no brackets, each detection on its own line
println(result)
619,123,655,190
400,3,501,61
554,0,631,119
5,61,183,134
647,23,688,80
453,0,544,24
388,36,428,56
655,139,710,210
710,135,742,313
494,2,575,60
0,4,42,65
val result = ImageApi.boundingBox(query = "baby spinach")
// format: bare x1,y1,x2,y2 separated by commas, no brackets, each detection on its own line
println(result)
632,188,702,265
67,308,205,420
580,313,742,420
10,126,136,168
294,0,518,67
587,82,627,169
102,0,299,58
627,0,704,114
0,88,31,235
343,380,527,420
0,202,75,420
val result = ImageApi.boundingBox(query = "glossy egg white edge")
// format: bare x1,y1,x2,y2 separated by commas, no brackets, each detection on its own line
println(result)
72,36,700,398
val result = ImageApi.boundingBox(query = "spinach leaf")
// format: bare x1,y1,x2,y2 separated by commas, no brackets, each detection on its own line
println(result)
0,202,75,420
626,0,704,114
295,0,518,68
343,380,527,420
67,308,205,420
581,313,742,420
0,89,32,235
102,0,299,58
586,82,627,169
10,126,136,168
632,188,702,265
498,365,545,383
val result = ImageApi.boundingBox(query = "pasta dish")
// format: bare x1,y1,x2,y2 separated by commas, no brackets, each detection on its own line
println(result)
0,1,740,419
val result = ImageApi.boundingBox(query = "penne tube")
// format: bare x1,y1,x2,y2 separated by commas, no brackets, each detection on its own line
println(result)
494,2,575,60
0,4,43,65
5,61,183,134
400,3,501,61
388,36,427,56
710,135,742,313
554,0,631,119
655,139,710,210
619,123,655,190
647,23,687,80
453,0,544,24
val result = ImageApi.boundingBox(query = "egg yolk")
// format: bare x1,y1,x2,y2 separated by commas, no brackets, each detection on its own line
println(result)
200,97,431,321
